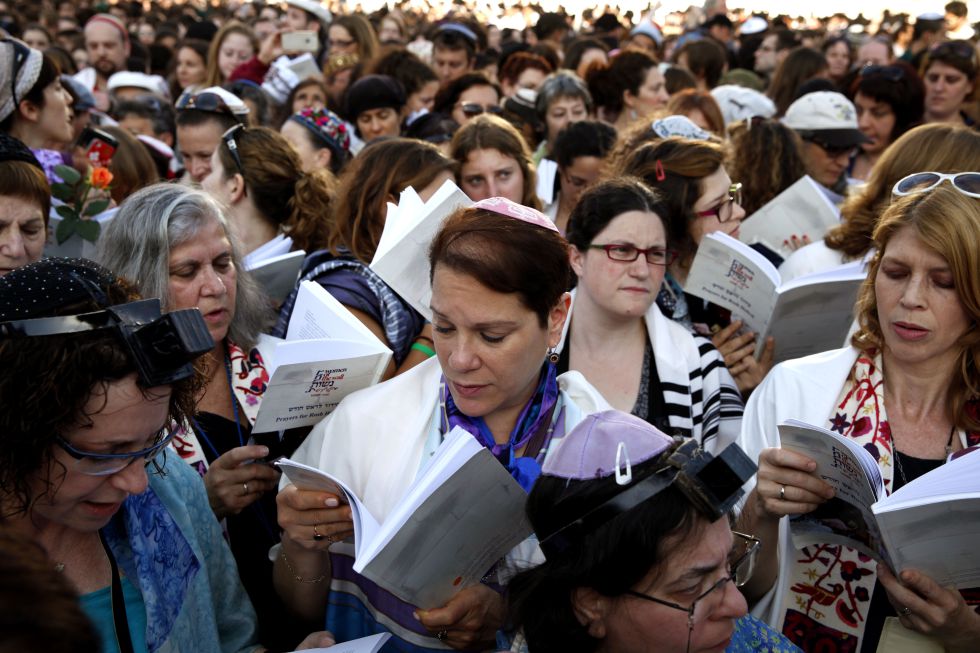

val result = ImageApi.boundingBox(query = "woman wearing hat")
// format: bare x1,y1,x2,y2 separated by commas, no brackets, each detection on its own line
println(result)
344,74,406,143
280,106,351,175
0,132,50,275
0,39,74,174
274,200,609,651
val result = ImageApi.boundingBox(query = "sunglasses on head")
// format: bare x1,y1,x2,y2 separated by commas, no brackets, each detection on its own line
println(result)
859,64,906,81
176,91,247,122
892,171,980,198
220,123,248,194
458,102,504,118
930,41,978,63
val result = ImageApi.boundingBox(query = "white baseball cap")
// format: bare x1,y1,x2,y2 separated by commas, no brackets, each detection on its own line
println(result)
782,91,869,148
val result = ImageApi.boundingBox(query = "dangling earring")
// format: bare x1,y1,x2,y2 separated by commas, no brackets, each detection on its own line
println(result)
547,347,560,364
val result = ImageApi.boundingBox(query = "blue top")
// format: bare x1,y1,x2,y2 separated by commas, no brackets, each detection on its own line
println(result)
80,576,149,653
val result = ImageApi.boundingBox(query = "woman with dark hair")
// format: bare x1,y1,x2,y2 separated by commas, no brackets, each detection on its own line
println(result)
559,178,743,450
280,106,351,175
920,40,978,127
738,184,980,652
369,48,440,117
822,36,853,87
563,37,609,80
619,138,774,396
727,117,806,216
434,72,503,127
546,119,615,232
452,114,540,208
846,62,925,180
275,199,608,651
767,47,829,116
0,40,74,170
344,74,406,141
674,39,728,91
172,38,209,98
274,137,454,377
586,48,668,130
0,133,50,275
202,125,335,256
506,410,795,653
533,71,593,163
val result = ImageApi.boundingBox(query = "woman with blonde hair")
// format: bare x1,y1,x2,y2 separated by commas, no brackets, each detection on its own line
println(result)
451,114,541,209
780,123,980,281
329,14,380,62
737,181,980,652
202,125,335,257
204,21,259,88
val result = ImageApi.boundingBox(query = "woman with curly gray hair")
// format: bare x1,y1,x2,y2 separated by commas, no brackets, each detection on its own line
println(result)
96,183,310,650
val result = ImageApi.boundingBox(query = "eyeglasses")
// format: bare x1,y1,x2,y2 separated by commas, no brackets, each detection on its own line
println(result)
892,171,980,198
55,426,176,477
175,91,247,122
329,37,355,49
859,64,906,81
3,38,31,108
694,183,742,222
930,40,978,64
589,243,679,266
457,102,504,118
625,531,760,653
221,123,248,194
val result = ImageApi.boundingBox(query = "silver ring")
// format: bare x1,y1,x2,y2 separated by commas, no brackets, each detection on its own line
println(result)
436,630,448,641
779,485,786,501
242,482,249,496
899,605,912,616
312,524,325,541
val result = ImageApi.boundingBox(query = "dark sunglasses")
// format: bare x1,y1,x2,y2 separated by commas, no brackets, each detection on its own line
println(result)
804,137,856,158
930,40,977,62
176,91,247,122
458,102,504,118
3,38,31,108
859,64,906,81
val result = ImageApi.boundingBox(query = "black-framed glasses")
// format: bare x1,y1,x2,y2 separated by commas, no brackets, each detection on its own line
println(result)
176,91,248,122
589,243,679,266
220,123,248,194
892,171,980,198
458,102,504,118
625,531,760,653
55,425,176,477
859,64,906,81
694,182,742,222
3,37,31,108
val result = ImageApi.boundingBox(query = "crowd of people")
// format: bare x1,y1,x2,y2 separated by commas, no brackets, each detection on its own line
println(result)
0,0,979,652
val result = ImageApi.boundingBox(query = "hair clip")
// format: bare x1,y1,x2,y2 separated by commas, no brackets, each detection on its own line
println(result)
655,159,666,182
615,442,632,486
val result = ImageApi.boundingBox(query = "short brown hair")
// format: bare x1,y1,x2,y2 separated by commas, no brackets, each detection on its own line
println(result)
450,114,540,210
0,161,50,224
666,89,725,135
429,207,570,327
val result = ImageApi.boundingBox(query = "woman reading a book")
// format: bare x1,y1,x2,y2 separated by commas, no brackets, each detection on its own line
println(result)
274,199,608,651
273,137,456,379
97,184,314,650
505,410,798,653
556,178,743,453
619,137,775,397
735,183,980,652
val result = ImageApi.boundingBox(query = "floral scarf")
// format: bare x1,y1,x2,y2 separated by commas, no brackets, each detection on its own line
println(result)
170,340,269,477
439,363,564,493
779,352,980,652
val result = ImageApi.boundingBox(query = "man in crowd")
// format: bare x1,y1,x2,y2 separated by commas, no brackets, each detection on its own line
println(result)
74,14,130,112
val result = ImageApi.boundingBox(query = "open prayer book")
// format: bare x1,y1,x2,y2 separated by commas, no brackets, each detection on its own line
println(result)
243,235,305,304
738,175,841,261
251,281,391,433
779,419,980,588
370,179,472,321
684,232,865,364
276,426,532,608
294,633,390,653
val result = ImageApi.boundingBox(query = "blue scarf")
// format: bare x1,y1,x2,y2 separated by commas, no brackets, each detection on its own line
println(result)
440,363,563,492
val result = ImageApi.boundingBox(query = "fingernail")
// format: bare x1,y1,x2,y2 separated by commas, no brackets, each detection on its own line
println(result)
325,498,339,507
413,611,420,621
258,446,269,456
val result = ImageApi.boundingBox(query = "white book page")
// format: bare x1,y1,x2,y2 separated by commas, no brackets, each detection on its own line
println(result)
286,280,389,348
535,158,558,206
276,458,381,557
370,180,471,320
372,187,424,262
246,249,305,304
684,232,780,336
739,175,841,259
294,633,391,653
779,420,887,562
244,234,293,267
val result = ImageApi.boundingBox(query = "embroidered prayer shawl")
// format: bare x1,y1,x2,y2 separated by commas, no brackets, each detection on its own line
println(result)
170,340,269,476
778,352,980,652
557,289,743,454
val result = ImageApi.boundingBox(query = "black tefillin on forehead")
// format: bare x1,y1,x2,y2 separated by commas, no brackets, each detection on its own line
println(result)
539,438,756,559
0,261,213,386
